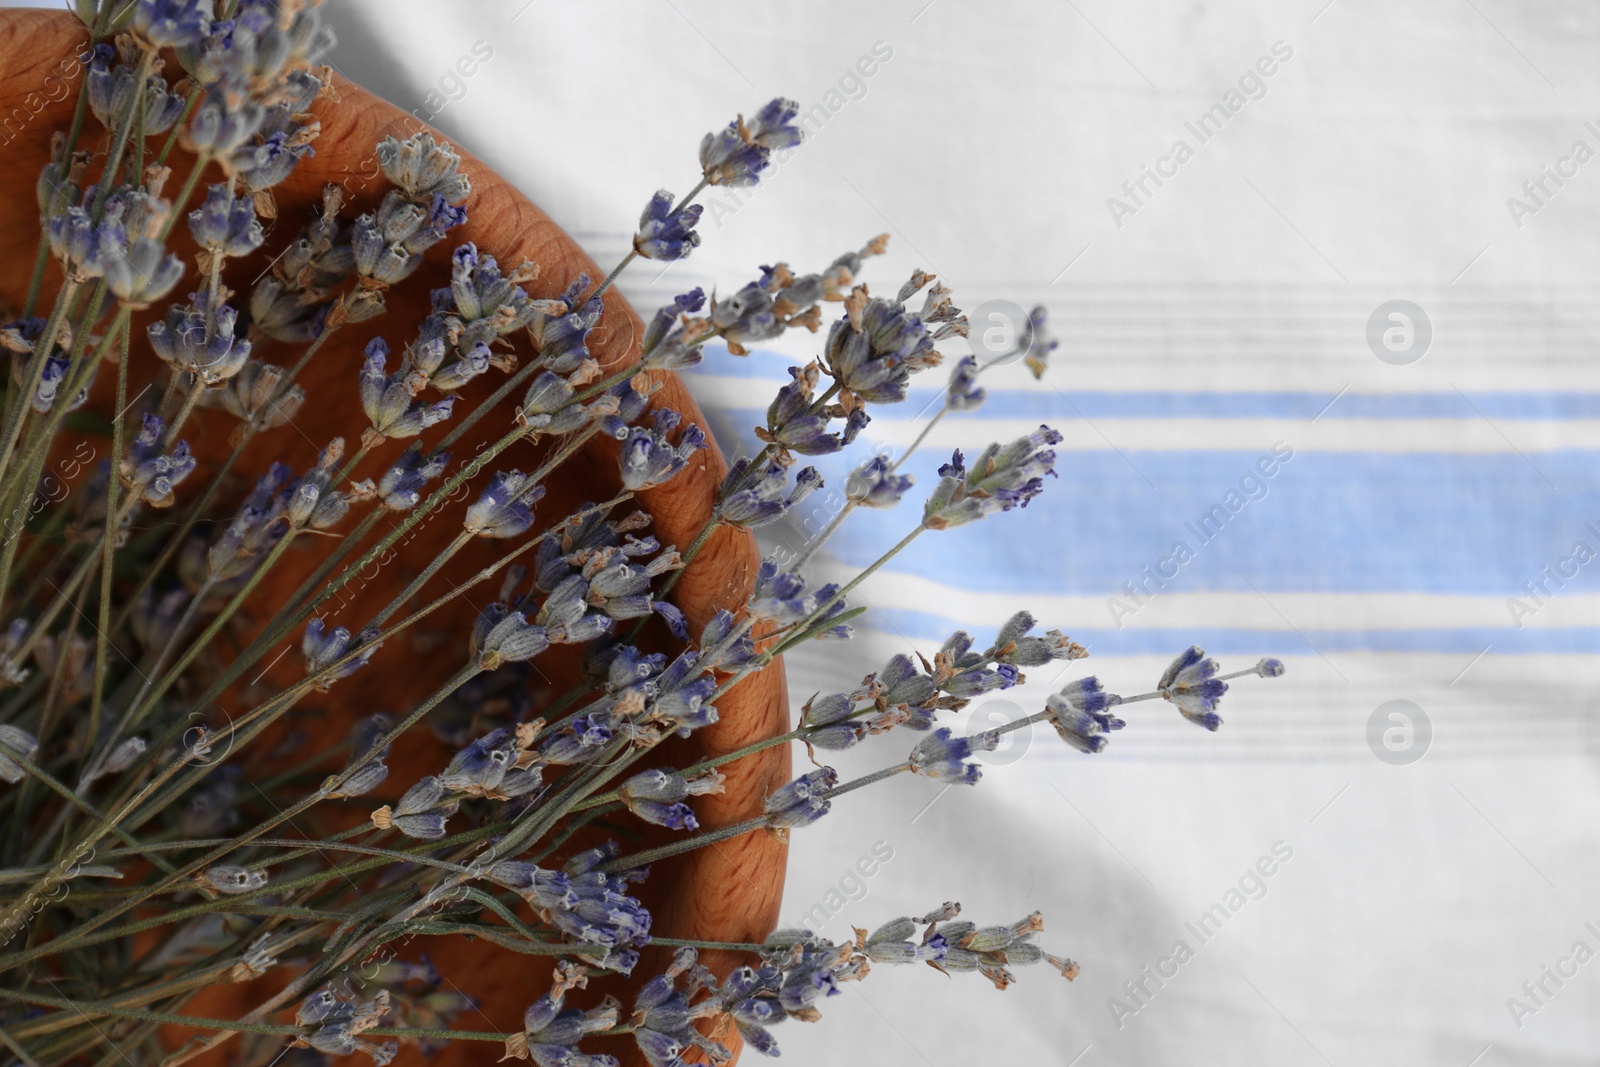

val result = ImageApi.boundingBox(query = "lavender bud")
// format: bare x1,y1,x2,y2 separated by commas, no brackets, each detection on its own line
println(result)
103,236,184,309
464,471,543,538
185,97,266,158
619,417,706,491
710,281,781,350
923,426,1061,529
471,607,550,669
846,453,912,509
148,293,252,385
373,776,459,840
376,445,448,511
200,360,306,426
697,609,756,672
133,0,210,48
48,205,121,282
1020,305,1059,380
634,189,703,261
205,865,268,895
699,98,801,187
120,414,196,508
908,726,997,785
87,46,186,134
1253,657,1286,677
237,131,314,193
763,767,837,828
824,287,948,404
946,355,987,411
641,288,709,371
1158,646,1227,730
715,459,821,528
324,714,392,799
1046,678,1125,754
0,619,27,687
377,132,471,204
359,337,454,439
0,724,39,783
302,619,380,690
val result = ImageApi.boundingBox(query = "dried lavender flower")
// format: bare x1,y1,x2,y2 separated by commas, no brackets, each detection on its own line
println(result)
715,459,821,528
0,724,39,783
1159,645,1228,730
1046,678,1125,753
700,97,802,186
188,183,265,261
377,131,471,204
923,426,1061,529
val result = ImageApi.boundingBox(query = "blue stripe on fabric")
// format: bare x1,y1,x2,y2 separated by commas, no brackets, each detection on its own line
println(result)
789,450,1600,596
691,348,1600,420
851,614,1600,656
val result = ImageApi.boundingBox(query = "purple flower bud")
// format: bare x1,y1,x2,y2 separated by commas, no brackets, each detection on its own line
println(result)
470,606,550,668
464,471,543,538
301,618,380,690
1254,657,1286,677
376,445,448,512
236,131,313,193
103,237,184,309
716,459,821,528
186,96,266,156
1046,677,1125,753
1020,305,1059,380
641,288,708,370
923,427,1060,529
634,189,703,261
134,0,210,48
947,354,987,411
908,726,997,785
148,293,252,385
619,419,705,491
377,132,471,204
0,724,39,783
846,454,913,509
1158,646,1227,730
764,767,837,827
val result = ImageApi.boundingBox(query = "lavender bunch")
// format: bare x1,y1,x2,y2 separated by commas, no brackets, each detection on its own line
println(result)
0,6,1285,1066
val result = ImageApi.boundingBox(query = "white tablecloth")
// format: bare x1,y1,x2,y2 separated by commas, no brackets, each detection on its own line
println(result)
50,1,1600,1062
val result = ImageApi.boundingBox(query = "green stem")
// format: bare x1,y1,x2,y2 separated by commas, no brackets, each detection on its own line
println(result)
0,279,81,487
88,314,131,752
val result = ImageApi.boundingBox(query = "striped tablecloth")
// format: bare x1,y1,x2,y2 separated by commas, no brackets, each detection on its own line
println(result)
129,0,1600,1062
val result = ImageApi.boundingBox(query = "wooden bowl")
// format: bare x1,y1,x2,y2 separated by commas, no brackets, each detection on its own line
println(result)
0,9,789,1064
